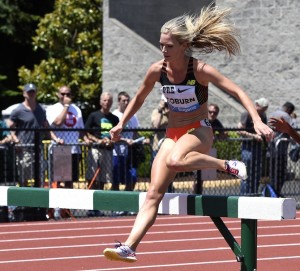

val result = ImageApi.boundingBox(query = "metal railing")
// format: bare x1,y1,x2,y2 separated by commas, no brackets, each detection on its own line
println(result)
0,128,299,200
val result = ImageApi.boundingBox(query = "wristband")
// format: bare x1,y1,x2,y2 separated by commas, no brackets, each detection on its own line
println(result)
64,104,70,108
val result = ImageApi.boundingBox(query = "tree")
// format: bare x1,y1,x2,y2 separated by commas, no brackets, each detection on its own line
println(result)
18,0,103,116
0,0,54,111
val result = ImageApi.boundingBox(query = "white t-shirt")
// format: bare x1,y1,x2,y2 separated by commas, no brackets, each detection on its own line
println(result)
112,109,140,157
46,102,84,153
112,109,140,139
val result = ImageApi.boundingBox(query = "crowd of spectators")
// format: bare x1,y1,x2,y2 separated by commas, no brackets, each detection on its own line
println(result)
0,83,299,198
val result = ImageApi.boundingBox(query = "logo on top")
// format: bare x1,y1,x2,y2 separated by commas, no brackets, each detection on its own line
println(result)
65,112,77,127
187,80,196,85
177,87,192,93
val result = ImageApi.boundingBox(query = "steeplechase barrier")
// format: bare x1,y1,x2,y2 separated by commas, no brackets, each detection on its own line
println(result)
0,186,296,271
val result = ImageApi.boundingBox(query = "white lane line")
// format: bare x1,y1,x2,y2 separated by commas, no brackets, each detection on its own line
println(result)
1,250,300,267
0,222,298,236
0,239,300,253
1,227,300,253
74,255,300,271
1,229,300,243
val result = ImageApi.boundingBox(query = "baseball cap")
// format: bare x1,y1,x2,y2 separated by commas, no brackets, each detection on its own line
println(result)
24,83,37,92
255,97,269,108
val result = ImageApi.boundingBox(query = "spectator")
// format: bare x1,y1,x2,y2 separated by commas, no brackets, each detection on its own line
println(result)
269,116,300,144
151,98,172,192
268,102,295,194
151,98,169,157
0,119,12,144
112,91,140,191
46,85,84,188
84,92,119,190
6,83,51,187
0,118,13,184
290,112,298,128
238,97,269,194
208,103,227,139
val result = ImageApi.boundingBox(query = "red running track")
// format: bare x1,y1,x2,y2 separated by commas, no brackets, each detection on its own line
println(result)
0,212,299,271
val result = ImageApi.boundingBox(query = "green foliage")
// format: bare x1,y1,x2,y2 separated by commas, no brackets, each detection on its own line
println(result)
138,130,154,139
212,131,242,160
0,0,41,44
137,144,152,178
136,131,154,178
18,0,103,116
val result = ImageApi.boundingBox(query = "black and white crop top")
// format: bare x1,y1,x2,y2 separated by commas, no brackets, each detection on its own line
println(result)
159,57,208,113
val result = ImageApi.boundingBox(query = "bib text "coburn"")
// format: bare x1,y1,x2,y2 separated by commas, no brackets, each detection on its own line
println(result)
167,97,196,104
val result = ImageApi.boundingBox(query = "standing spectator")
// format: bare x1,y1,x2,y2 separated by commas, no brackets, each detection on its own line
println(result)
290,112,298,128
268,102,295,194
84,92,119,190
208,103,227,139
7,83,50,187
0,118,13,184
269,116,300,144
46,85,84,188
151,98,172,192
238,97,269,194
112,91,140,191
0,118,12,144
151,98,169,157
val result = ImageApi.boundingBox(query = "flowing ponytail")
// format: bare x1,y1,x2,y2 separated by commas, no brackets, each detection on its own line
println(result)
161,5,240,56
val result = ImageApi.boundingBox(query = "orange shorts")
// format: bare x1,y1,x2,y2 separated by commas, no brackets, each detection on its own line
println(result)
166,119,211,142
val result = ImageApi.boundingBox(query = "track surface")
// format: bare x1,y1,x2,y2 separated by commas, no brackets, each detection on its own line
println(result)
0,212,299,271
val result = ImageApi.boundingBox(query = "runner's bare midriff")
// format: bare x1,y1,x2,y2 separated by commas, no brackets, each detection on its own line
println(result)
167,102,208,127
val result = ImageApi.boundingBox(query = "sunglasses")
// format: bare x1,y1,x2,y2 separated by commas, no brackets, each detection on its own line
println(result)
60,93,71,97
209,111,218,115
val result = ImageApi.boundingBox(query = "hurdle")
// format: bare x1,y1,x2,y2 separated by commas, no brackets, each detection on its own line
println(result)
0,186,296,271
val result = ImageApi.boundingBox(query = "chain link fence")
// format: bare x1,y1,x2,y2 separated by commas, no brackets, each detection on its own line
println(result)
0,127,299,221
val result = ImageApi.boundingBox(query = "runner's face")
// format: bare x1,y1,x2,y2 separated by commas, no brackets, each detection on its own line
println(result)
159,33,186,61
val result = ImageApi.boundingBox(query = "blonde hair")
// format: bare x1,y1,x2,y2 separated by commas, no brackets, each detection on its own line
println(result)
160,5,240,56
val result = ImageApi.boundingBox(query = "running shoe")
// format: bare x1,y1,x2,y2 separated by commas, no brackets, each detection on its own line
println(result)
103,241,137,263
225,160,248,180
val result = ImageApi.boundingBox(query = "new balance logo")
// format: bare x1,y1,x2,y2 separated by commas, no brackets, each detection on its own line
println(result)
187,80,196,85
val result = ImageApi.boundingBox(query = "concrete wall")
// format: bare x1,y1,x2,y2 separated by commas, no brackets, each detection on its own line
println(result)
103,0,300,128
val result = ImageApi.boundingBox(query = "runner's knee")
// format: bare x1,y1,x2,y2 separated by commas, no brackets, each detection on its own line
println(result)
165,154,184,171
